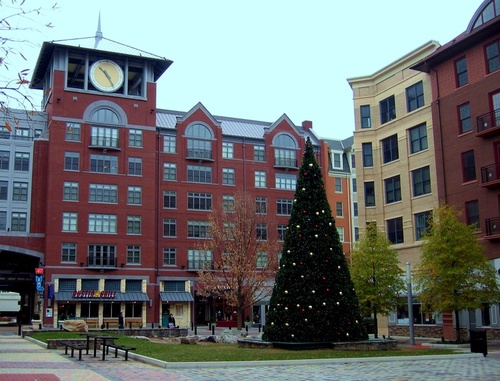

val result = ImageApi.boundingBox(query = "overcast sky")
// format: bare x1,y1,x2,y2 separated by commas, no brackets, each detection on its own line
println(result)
8,0,484,140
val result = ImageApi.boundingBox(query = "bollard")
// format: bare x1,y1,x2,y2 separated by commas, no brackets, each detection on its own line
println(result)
191,322,194,331
194,325,197,335
245,325,248,332
259,324,262,333
129,322,132,329
212,325,215,335
39,323,42,330
106,322,109,329
18,323,21,336
229,326,231,330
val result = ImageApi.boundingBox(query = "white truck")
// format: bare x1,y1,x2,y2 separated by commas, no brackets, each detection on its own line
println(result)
0,291,21,325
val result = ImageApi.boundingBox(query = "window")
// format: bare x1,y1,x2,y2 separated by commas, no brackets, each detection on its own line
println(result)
466,200,480,229
0,211,6,231
352,178,357,193
353,202,358,217
62,212,77,232
128,157,142,176
11,212,27,231
409,124,428,153
382,134,399,163
362,143,373,167
187,192,212,210
88,244,116,267
455,57,468,87
163,163,177,181
223,195,235,212
332,153,342,168
188,220,210,238
163,248,176,266
255,171,266,188
61,243,77,262
64,152,79,171
186,123,212,160
256,197,267,214
256,224,268,241
187,165,212,183
278,225,287,241
104,280,121,291
127,245,141,264
91,126,119,149
406,81,424,112
163,190,176,208
354,227,359,241
89,184,118,203
163,135,176,153
384,175,401,204
125,279,142,292
188,249,213,270
364,181,375,207
335,177,342,192
65,123,81,141
0,151,9,170
458,103,472,134
58,279,77,291
12,182,28,201
360,105,371,128
88,214,117,233
90,154,118,174
387,217,403,244
222,168,235,185
127,186,142,205
63,182,79,201
164,281,186,292
337,227,344,242
163,219,176,237
486,39,500,74
277,198,293,215
0,181,7,200
256,252,268,268
274,134,297,168
254,145,265,161
127,215,141,235
415,211,431,240
462,150,476,182
275,173,296,190
412,166,431,196
351,153,356,169
336,202,343,217
129,129,143,148
222,142,234,159
380,95,396,124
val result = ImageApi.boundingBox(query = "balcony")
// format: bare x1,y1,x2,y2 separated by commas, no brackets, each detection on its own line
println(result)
480,163,500,188
86,255,117,269
89,136,121,151
485,217,500,240
186,260,214,271
186,149,213,162
274,157,298,170
476,109,500,138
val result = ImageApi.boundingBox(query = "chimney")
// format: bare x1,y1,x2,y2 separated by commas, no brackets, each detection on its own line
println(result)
302,120,313,130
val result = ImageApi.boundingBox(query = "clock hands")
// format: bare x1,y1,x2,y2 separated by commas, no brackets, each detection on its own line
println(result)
99,66,114,86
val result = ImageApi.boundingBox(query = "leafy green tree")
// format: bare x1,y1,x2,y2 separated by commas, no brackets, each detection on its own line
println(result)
414,204,500,342
350,222,404,338
263,137,367,343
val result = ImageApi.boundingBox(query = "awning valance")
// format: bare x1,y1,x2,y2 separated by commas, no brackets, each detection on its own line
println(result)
160,291,194,302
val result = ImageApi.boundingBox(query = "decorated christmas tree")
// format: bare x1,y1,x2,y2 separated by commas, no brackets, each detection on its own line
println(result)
263,137,367,343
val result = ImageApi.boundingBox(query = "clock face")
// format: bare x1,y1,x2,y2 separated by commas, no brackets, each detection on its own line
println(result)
89,60,124,93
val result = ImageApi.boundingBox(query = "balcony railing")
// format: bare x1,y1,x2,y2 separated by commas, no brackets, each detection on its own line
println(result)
89,136,120,150
87,256,117,268
187,260,214,271
274,157,298,169
186,149,213,161
480,163,500,187
485,217,500,238
477,108,500,136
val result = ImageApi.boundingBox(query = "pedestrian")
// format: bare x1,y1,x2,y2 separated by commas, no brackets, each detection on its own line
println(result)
118,311,124,329
168,313,176,328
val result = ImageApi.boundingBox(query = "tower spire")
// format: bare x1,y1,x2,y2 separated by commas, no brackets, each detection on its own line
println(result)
94,11,103,48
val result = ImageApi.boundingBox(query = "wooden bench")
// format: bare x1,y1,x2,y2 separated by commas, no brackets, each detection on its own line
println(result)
105,343,136,361
61,341,87,361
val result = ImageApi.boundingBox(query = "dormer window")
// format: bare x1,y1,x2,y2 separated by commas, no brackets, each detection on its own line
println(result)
186,123,213,161
273,134,297,169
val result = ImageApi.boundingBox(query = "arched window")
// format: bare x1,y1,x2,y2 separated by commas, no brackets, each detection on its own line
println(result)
90,108,120,149
185,123,213,161
91,108,120,124
273,133,297,168
467,0,500,33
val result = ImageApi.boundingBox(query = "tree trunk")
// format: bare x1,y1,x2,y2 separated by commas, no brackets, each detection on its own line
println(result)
454,310,461,342
373,307,378,339
237,307,244,330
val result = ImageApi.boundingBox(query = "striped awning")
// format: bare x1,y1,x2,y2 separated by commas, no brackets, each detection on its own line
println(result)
54,291,149,302
159,291,194,302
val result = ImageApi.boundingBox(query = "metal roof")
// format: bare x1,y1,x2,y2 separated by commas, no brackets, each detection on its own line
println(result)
159,291,194,302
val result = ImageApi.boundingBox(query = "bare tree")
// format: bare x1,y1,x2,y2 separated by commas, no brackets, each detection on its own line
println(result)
197,192,281,329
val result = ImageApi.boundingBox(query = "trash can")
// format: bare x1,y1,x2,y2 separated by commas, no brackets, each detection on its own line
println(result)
470,329,488,357
162,314,169,328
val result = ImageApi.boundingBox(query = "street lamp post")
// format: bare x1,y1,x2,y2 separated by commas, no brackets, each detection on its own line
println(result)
406,262,415,345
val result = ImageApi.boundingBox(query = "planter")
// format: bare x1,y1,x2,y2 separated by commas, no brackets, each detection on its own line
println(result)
31,319,42,330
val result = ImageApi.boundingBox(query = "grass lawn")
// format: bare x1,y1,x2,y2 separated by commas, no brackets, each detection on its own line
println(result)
30,331,459,362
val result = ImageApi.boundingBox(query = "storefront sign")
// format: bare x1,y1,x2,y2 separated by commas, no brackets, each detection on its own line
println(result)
72,290,117,299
